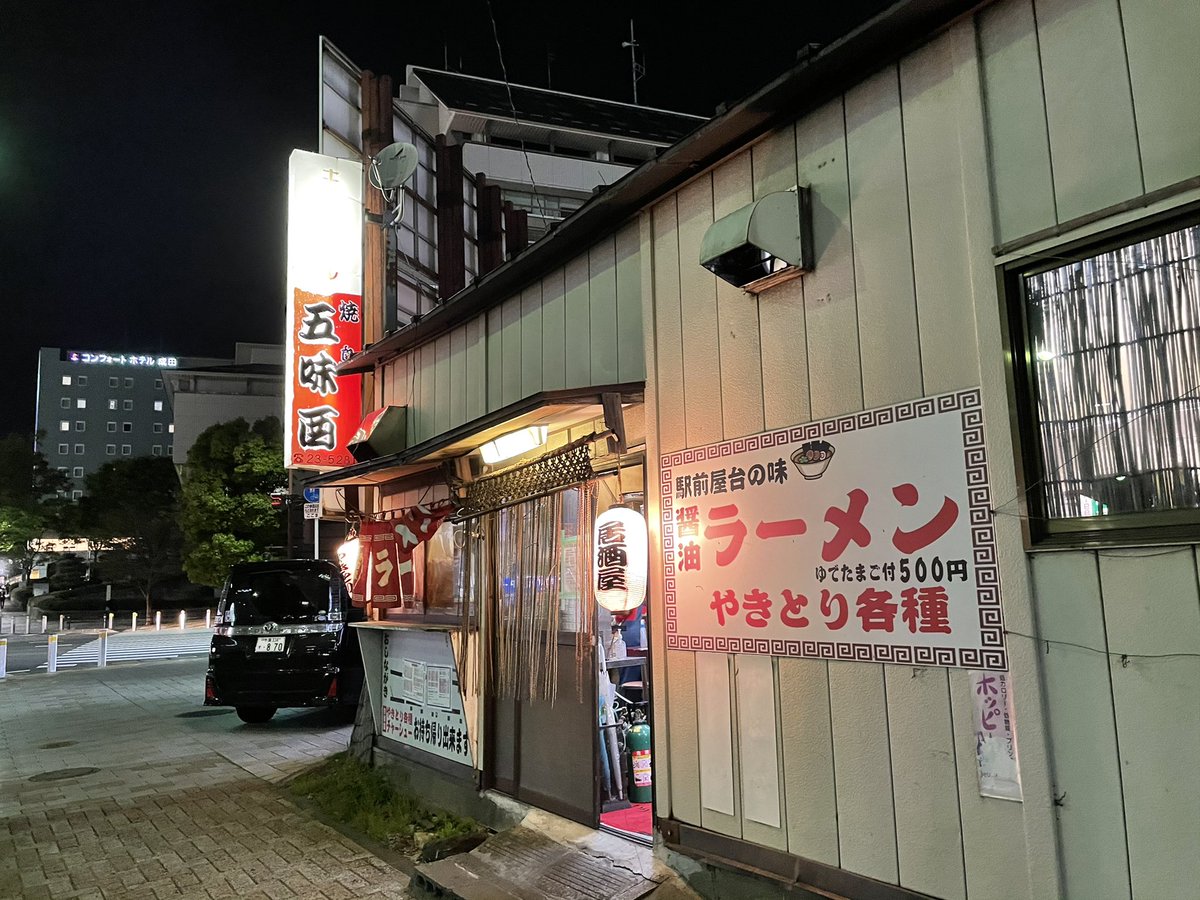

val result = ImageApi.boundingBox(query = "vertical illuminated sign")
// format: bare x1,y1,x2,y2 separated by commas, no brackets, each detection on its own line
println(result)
285,150,364,469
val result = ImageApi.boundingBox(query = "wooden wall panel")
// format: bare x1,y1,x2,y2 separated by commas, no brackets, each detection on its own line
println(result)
845,66,922,407
564,255,591,389
796,98,862,421
1119,0,1200,192
588,238,619,386
417,342,436,445
499,296,522,409
464,317,485,424
448,326,467,430
777,656,839,864
1035,0,1143,220
433,334,451,436
1098,549,1200,899
696,652,738,823
485,307,502,414
615,223,644,383
541,268,566,392
520,284,542,399
976,0,1057,243
1031,552,1131,900
676,177,724,449
736,655,785,848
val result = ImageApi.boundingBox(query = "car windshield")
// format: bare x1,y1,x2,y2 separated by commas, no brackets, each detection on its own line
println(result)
221,568,335,626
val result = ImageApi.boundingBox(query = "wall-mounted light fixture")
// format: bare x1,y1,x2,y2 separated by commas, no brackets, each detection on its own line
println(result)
594,505,648,612
699,187,813,293
479,425,549,465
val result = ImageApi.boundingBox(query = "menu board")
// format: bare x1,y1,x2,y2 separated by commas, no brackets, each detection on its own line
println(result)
380,632,472,767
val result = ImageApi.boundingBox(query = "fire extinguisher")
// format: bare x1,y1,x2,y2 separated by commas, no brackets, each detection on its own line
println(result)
627,722,652,803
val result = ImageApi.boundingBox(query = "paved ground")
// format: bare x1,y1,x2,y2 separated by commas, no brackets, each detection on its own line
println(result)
2,629,212,676
0,657,411,899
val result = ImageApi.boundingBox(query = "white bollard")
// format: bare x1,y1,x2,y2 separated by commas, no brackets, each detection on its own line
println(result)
25,614,31,635
205,609,211,629
155,611,161,631
97,630,108,668
47,634,58,674
41,615,47,634
59,614,65,631
131,612,138,632
178,611,186,631
0,638,7,679
107,613,114,631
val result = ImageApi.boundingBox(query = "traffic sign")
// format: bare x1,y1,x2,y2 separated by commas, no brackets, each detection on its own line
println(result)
303,502,320,519
303,487,321,503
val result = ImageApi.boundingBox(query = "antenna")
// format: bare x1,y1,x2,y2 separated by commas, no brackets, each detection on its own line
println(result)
621,20,645,105
368,141,419,227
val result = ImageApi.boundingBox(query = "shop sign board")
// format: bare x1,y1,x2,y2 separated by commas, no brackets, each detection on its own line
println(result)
284,149,363,470
970,670,1022,800
660,388,1006,670
381,631,472,767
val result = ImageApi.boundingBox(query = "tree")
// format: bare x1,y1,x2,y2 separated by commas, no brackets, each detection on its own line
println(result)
180,417,287,588
0,432,69,592
78,456,183,616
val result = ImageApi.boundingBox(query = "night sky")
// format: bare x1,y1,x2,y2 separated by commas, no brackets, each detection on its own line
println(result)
1,1,889,438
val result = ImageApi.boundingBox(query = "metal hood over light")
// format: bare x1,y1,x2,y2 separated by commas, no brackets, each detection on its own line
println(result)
699,187,813,293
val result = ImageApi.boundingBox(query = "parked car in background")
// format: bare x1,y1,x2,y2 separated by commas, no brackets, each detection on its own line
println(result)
205,559,364,723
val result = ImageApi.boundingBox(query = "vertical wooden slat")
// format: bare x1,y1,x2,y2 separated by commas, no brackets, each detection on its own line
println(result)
845,65,922,407
1032,552,1131,900
1118,0,1200,191
520,283,542,399
589,238,619,386
615,223,644,383
417,342,436,445
486,307,502,413
541,268,566,392
778,656,839,864
736,655,784,848
500,296,522,408
696,652,737,823
1035,0,1143,220
449,325,467,430
464,317,486,423
976,0,1057,243
1099,549,1200,899
433,334,451,436
676,176,723,449
563,255,591,388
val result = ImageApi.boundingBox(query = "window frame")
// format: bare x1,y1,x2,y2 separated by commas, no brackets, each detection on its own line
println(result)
1000,204,1200,548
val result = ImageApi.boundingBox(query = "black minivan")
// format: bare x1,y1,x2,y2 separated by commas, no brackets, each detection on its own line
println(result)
205,559,364,723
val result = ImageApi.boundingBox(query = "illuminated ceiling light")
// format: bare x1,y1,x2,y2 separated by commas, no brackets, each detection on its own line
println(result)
1035,349,1056,361
1115,475,1127,482
479,426,548,465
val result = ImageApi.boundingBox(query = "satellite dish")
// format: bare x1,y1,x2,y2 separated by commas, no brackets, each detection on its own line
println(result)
373,142,418,190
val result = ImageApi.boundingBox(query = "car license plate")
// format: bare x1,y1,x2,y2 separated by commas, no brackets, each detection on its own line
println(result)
255,636,286,653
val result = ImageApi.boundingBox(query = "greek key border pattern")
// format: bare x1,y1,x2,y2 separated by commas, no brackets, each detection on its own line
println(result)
659,388,1007,671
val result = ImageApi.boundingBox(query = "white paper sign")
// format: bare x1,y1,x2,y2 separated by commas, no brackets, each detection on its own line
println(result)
380,634,472,766
970,670,1022,801
660,389,1006,669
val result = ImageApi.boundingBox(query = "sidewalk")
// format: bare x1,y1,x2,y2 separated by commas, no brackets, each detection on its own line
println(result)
0,657,410,899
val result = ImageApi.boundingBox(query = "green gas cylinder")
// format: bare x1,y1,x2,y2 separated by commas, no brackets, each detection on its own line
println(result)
627,723,653,803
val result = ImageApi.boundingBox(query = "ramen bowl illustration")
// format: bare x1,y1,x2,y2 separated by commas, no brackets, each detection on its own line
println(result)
791,440,835,479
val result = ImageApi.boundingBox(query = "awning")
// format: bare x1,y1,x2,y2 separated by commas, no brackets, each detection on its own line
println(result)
303,383,643,489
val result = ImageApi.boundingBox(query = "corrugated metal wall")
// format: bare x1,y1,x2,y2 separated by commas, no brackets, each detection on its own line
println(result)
642,1,1199,897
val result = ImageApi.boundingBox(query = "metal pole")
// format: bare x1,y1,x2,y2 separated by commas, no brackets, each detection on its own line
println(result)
179,611,186,631
107,613,114,630
314,515,320,560
25,614,30,635
131,612,138,632
155,611,161,631
58,614,64,632
205,609,211,629
0,638,7,679
41,615,47,634
97,630,108,668
47,634,58,674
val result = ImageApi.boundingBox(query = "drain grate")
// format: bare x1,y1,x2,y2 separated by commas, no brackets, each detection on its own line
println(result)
28,767,99,783
177,708,233,718
38,740,77,750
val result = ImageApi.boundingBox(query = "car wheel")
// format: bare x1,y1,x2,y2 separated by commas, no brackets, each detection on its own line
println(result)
236,706,276,724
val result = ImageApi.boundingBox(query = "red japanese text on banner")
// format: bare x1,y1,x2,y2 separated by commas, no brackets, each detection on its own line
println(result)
659,388,1006,670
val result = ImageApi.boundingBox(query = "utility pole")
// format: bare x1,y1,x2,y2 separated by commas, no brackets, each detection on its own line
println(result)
621,20,645,105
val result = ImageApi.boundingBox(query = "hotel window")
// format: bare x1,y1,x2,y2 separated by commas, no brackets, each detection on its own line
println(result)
77,375,88,386
155,379,163,389
60,398,70,409
60,421,70,432
123,399,133,411
76,398,86,409
61,375,72,386
153,423,163,434
121,444,131,456
1005,215,1200,545
107,422,116,433
154,400,163,411
57,443,68,455
109,377,118,388
123,377,133,388
74,444,84,455
168,423,175,434
108,399,117,410
106,444,116,456
57,466,68,474
122,423,132,433
152,445,162,456
72,466,83,478
167,444,173,455
71,490,82,500
74,421,85,432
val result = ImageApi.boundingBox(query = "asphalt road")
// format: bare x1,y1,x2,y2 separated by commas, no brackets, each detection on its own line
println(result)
2,632,103,674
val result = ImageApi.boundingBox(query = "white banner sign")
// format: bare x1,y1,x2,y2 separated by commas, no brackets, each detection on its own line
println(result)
381,632,472,767
970,670,1022,800
660,389,1006,669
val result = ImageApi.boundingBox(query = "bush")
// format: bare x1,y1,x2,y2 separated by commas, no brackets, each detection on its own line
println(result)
7,584,33,611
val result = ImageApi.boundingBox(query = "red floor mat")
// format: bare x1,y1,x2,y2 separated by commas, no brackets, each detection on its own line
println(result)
600,802,653,836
